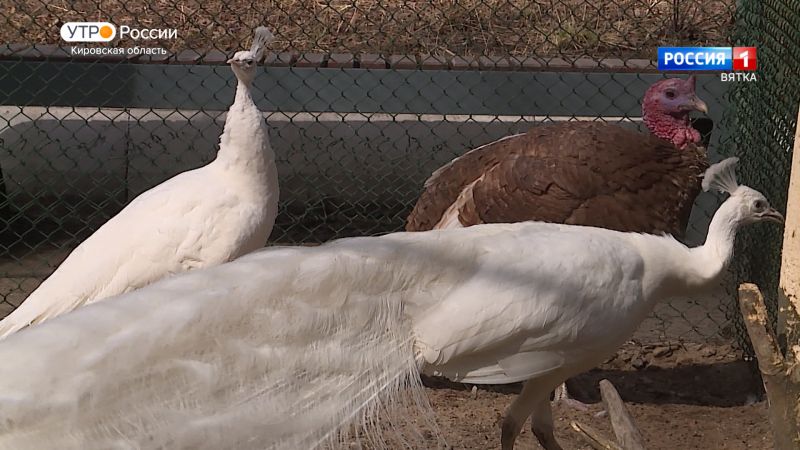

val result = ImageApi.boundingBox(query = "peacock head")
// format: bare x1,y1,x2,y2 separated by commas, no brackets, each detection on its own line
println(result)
702,157,784,226
228,26,274,84
642,76,709,148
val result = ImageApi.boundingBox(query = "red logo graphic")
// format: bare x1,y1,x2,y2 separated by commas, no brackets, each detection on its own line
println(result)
733,47,757,71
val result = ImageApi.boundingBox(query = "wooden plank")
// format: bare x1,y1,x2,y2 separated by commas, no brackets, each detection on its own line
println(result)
779,103,800,365
738,283,799,450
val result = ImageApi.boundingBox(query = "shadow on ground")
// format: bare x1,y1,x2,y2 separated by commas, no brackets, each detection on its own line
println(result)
423,356,762,407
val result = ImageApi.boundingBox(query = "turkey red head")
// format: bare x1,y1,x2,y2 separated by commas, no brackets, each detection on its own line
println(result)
642,76,709,149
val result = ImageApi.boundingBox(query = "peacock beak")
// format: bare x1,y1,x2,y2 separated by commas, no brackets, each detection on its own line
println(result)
762,208,785,224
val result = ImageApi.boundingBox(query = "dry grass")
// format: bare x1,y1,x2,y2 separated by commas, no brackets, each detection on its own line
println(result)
1,0,734,58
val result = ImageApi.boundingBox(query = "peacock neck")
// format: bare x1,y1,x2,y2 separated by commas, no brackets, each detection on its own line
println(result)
638,198,739,302
678,199,739,293
232,79,255,109
214,79,275,177
699,199,739,265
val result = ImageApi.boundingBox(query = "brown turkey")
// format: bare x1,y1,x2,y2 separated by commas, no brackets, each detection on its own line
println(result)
406,76,710,236
405,76,710,416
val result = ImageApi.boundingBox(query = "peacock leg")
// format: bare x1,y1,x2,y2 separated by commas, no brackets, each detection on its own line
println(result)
530,395,563,450
501,375,563,450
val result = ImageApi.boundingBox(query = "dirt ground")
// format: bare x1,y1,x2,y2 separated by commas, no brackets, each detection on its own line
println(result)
422,342,771,449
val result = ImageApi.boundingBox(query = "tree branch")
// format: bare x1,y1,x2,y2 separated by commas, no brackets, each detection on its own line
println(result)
599,379,646,450
571,380,646,450
570,420,621,450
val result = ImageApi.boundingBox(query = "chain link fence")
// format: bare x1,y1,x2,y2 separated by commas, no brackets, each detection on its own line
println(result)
720,0,800,356
0,0,795,353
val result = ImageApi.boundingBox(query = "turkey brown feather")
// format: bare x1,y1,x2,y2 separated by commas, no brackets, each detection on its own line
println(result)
406,121,708,237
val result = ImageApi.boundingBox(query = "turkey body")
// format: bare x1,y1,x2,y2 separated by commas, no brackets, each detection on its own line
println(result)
407,121,708,237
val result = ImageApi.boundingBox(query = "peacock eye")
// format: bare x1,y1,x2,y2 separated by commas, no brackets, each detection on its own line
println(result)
665,90,675,99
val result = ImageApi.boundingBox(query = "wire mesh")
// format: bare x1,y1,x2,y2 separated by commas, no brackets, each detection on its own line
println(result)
0,0,793,353
719,0,800,356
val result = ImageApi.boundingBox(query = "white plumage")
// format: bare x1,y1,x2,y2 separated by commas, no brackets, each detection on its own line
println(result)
0,27,279,338
0,159,782,450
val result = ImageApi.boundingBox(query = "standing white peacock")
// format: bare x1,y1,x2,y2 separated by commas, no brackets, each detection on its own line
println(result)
0,27,279,338
0,158,782,450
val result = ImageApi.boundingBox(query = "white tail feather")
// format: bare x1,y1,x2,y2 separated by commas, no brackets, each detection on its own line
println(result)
702,157,740,194
0,246,442,449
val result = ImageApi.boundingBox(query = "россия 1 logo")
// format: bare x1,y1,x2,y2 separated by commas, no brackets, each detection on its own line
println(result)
732,47,757,71
657,47,757,82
